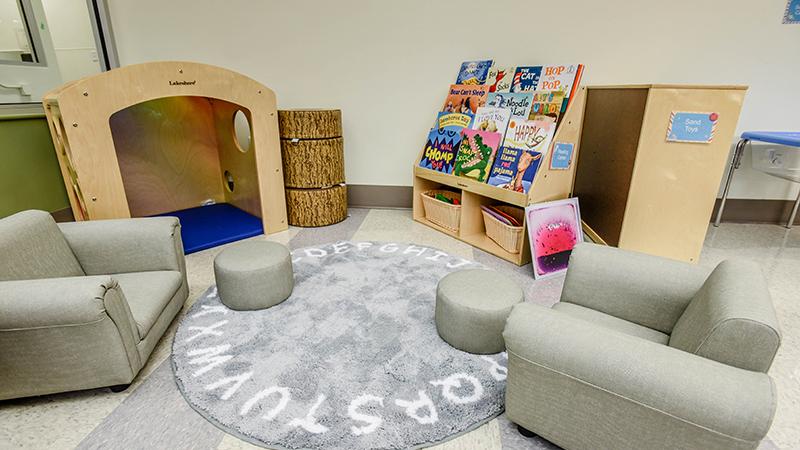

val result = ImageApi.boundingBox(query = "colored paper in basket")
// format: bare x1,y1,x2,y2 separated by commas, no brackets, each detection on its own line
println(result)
525,198,583,279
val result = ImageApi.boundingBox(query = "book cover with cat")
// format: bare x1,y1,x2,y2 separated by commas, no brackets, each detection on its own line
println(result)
471,107,512,140
487,146,543,193
486,66,513,93
503,118,556,156
511,66,543,93
420,111,473,173
537,64,584,112
442,84,490,115
455,60,493,85
453,129,502,183
486,92,533,120
529,90,566,122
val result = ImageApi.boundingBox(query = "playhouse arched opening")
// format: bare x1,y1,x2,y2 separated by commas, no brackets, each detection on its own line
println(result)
43,62,288,253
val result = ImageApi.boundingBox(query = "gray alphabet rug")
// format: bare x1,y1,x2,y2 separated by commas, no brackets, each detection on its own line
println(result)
172,241,508,449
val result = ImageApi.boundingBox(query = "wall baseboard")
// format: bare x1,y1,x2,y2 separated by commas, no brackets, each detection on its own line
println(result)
44,189,800,226
347,184,412,209
711,198,800,225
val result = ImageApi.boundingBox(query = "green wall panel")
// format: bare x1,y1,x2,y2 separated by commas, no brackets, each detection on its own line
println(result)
0,114,70,218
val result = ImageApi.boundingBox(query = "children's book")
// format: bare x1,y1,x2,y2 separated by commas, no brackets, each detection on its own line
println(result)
436,111,473,129
453,129,502,183
471,107,512,140
510,66,543,93
487,146,543,193
529,90,566,123
486,92,533,120
442,84,490,115
537,64,584,113
420,111,474,173
504,118,556,156
455,60,493,85
486,66,513,93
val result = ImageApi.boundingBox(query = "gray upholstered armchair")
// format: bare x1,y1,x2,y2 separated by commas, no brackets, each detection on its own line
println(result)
503,243,781,450
0,210,188,400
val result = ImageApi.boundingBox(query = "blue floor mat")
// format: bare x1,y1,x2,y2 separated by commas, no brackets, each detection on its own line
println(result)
154,203,263,254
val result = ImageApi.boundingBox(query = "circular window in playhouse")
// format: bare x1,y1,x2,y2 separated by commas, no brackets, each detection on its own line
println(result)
232,109,252,153
224,170,235,192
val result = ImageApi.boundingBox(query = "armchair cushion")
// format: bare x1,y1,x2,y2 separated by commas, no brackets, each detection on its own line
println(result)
59,216,184,275
114,271,183,338
669,260,781,373
552,302,669,344
560,243,709,334
0,210,84,281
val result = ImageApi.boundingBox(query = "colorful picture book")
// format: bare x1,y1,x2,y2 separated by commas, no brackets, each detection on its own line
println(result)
419,127,461,174
436,111,473,129
420,111,473,173
442,84,490,115
486,92,533,119
487,146,543,193
455,60,493,85
525,198,583,279
510,66,542,93
530,90,565,122
453,129,502,182
486,66,513,93
471,107,511,140
480,205,522,227
537,64,584,112
503,118,556,155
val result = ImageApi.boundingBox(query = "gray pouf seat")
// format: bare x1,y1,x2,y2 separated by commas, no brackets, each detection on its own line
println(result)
435,269,524,354
214,241,294,311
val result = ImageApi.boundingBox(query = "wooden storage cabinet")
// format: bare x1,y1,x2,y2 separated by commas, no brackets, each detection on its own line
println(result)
574,85,746,263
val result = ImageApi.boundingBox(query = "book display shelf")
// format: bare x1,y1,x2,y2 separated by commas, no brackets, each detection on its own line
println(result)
413,87,587,266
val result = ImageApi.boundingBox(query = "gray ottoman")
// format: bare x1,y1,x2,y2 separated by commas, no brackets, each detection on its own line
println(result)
435,269,524,354
214,241,294,311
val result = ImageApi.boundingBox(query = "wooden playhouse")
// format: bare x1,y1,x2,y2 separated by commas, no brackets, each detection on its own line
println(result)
43,61,288,252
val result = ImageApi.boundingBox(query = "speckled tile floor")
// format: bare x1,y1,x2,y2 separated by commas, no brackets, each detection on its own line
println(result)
0,208,797,450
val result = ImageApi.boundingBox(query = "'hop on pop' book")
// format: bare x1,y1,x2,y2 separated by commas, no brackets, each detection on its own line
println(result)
537,64,583,112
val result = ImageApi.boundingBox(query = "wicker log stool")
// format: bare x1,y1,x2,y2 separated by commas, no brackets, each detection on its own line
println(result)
278,109,347,227
214,241,294,311
435,269,524,354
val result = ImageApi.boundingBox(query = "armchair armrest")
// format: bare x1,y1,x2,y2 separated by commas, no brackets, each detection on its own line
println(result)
59,217,186,276
0,276,143,399
561,243,710,333
503,303,776,446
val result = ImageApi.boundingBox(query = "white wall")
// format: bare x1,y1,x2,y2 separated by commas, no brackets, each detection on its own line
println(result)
107,0,800,199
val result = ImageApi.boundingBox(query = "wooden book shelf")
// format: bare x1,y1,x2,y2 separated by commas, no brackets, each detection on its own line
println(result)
412,87,587,266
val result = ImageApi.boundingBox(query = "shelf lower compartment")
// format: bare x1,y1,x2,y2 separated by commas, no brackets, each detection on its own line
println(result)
414,166,528,207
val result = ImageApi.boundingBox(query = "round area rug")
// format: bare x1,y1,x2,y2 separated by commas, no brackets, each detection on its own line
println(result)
172,241,508,449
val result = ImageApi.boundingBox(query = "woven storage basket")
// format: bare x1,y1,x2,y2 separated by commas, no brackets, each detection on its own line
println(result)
482,205,525,253
421,190,462,232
